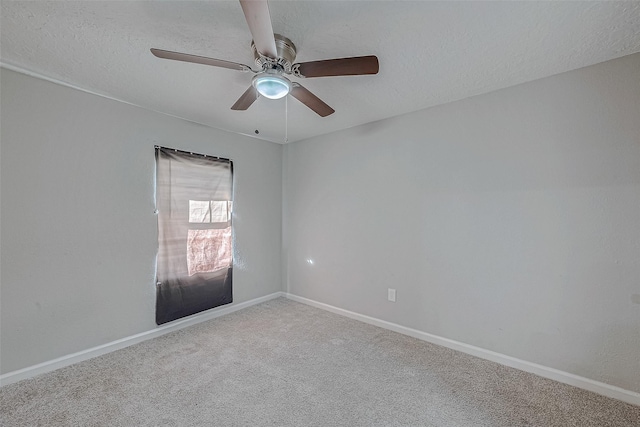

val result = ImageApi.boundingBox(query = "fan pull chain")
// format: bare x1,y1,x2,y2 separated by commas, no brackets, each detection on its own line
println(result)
285,95,289,144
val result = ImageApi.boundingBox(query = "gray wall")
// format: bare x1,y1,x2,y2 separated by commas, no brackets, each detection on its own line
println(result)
284,53,640,393
0,69,283,373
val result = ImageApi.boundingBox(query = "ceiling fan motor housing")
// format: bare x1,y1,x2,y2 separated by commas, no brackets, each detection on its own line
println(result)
252,34,297,73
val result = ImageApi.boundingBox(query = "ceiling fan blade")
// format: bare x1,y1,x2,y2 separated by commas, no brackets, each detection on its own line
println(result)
239,0,277,59
294,55,379,78
290,83,335,117
231,85,259,110
151,48,252,72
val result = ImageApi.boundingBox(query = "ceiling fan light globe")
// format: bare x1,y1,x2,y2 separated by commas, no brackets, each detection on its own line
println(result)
253,75,290,100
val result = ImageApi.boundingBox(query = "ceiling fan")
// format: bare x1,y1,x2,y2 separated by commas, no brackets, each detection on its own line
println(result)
151,0,379,117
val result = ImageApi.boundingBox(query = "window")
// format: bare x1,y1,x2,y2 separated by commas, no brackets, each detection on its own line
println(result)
155,146,233,324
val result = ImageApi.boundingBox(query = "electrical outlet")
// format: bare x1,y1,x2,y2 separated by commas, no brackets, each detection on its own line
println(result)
388,288,396,302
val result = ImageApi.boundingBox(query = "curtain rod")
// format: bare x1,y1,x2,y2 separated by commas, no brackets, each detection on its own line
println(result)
155,145,231,163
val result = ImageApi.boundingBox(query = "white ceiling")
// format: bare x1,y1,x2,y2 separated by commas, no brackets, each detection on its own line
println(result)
2,1,640,144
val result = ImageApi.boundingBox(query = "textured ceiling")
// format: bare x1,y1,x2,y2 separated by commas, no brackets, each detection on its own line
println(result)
2,1,640,143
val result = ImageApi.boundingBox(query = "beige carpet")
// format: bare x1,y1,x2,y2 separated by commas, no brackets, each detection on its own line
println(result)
1,298,638,426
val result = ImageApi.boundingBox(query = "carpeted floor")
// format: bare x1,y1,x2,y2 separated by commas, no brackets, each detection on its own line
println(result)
1,297,638,426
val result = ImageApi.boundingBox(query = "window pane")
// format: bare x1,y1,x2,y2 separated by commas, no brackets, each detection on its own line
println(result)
210,201,229,223
186,227,232,276
189,200,211,223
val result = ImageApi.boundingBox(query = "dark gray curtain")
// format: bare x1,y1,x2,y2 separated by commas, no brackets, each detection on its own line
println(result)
155,147,233,324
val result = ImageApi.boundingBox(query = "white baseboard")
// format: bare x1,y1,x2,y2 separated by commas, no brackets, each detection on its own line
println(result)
285,293,640,407
0,292,285,387
4,290,638,406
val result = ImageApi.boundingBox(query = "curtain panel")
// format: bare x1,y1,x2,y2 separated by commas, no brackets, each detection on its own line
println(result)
155,146,233,324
